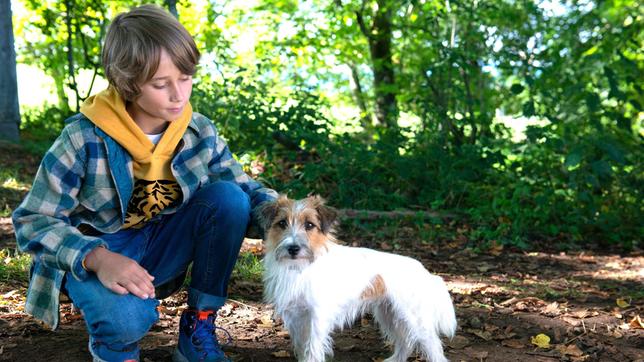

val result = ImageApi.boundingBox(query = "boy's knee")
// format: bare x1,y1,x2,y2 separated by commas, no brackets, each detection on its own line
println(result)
98,297,159,344
199,181,251,216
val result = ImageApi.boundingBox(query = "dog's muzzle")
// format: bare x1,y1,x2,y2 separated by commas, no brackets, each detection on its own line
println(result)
275,236,313,262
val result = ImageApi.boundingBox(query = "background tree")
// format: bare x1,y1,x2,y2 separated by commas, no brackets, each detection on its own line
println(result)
0,0,20,141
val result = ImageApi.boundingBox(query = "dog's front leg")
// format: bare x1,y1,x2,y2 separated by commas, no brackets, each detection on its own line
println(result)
300,311,334,362
282,308,313,361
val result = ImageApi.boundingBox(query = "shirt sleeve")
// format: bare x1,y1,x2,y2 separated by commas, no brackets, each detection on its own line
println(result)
12,126,107,281
206,126,278,237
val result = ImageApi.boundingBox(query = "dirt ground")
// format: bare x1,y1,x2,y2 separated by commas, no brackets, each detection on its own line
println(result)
1,222,643,362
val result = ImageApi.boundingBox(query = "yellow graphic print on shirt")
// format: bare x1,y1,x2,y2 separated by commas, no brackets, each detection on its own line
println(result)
123,179,182,229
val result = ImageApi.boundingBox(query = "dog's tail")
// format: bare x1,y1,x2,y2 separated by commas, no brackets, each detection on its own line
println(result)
430,274,457,338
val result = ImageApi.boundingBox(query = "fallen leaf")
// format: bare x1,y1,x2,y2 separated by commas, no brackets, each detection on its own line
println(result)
473,350,489,359
542,301,560,316
476,261,497,272
571,309,590,319
502,339,525,349
488,241,504,256
447,335,470,349
471,329,493,341
271,350,291,358
616,298,631,308
629,315,644,329
557,344,585,357
259,314,273,328
531,333,551,349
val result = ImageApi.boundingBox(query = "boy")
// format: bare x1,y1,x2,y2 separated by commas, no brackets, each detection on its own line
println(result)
12,4,277,362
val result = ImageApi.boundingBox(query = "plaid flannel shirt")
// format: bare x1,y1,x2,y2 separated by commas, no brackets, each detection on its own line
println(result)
12,112,277,329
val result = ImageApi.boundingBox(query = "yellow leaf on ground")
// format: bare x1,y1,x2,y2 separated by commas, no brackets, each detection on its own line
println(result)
616,298,631,308
531,333,551,348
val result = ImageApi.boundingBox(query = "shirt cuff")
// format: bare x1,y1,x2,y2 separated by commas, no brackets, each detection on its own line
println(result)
70,241,107,281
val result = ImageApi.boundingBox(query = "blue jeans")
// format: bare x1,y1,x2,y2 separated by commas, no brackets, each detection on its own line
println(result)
65,181,251,360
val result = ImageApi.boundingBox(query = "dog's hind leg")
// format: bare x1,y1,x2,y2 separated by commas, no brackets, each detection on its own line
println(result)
417,331,448,362
373,302,413,362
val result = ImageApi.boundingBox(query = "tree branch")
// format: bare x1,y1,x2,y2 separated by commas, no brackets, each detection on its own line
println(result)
338,208,456,220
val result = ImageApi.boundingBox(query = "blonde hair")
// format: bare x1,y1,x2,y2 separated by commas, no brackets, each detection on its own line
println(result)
102,4,200,100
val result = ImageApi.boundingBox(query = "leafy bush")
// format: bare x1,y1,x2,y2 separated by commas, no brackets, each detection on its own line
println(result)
18,104,73,156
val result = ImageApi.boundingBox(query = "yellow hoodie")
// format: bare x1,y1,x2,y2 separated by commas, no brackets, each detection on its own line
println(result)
81,87,192,229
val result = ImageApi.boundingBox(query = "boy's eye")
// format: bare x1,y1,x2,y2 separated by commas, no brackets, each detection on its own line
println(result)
152,84,166,89
277,220,287,229
304,221,315,231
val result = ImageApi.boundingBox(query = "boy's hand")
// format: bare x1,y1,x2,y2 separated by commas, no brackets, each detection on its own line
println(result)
83,247,156,299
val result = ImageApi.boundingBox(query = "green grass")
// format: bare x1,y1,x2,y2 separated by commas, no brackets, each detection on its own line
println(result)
0,169,31,217
232,252,264,283
0,248,31,285
0,135,54,217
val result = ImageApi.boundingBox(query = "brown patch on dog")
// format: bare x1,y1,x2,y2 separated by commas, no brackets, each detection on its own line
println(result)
360,274,387,300
305,195,338,234
262,197,296,252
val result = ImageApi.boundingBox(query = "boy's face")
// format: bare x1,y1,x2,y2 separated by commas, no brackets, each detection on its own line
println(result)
128,48,193,134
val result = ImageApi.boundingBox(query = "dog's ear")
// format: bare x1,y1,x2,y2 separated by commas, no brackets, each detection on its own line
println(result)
310,195,338,234
254,198,281,236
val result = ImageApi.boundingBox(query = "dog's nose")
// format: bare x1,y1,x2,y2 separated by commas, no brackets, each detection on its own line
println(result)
287,245,301,257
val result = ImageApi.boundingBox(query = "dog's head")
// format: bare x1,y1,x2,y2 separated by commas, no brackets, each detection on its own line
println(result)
256,195,338,263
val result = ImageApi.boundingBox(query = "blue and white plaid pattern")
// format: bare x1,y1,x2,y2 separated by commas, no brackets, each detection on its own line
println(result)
12,112,277,329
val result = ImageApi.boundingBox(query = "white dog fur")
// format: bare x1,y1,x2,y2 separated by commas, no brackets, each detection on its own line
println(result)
257,195,457,362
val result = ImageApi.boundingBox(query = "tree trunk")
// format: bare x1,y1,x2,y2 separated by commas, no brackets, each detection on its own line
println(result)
356,0,398,128
0,0,20,141
347,63,372,130
165,0,179,19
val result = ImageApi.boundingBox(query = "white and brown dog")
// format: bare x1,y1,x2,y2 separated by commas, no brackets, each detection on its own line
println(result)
256,195,457,362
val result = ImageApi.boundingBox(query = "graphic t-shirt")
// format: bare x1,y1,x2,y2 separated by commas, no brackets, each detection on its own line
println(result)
80,87,191,229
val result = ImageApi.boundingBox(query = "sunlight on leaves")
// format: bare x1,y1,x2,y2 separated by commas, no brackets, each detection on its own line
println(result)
1,177,29,191
530,333,551,348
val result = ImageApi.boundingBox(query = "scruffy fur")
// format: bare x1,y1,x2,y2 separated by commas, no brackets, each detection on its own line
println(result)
257,195,457,362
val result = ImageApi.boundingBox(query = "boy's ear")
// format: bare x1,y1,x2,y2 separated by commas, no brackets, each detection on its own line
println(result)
309,195,338,234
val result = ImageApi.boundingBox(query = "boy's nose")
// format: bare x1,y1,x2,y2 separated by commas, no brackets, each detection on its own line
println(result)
170,84,185,102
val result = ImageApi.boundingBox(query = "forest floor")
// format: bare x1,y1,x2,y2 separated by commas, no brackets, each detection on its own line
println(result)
0,141,642,362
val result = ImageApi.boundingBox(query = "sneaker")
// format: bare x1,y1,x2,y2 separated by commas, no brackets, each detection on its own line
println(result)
89,338,139,362
173,309,230,362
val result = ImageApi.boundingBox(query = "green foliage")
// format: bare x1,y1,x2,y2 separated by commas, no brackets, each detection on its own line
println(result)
19,104,74,156
12,0,642,251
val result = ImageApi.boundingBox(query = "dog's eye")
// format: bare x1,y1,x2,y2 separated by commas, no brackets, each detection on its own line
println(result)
304,221,316,231
277,219,288,229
